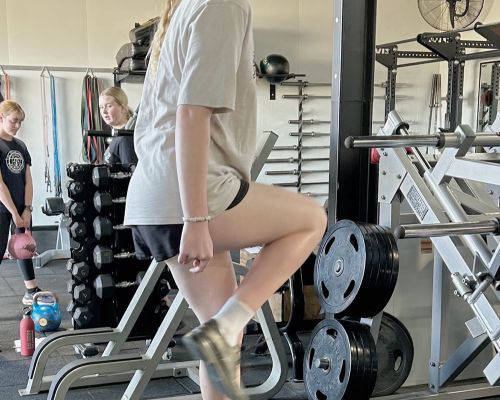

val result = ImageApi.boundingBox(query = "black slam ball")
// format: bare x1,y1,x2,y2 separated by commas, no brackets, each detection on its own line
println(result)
259,54,290,84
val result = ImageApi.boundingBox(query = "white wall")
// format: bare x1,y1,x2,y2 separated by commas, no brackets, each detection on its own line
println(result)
0,0,336,221
0,0,8,61
252,0,332,199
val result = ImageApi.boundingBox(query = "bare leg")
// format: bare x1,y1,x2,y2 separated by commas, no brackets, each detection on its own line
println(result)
180,183,326,398
167,252,239,400
24,279,38,289
209,182,327,311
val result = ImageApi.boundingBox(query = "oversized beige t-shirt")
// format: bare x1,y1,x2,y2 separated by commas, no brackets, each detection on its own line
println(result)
124,0,256,225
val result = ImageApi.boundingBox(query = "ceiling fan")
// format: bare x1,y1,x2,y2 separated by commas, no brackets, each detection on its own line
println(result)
418,0,484,31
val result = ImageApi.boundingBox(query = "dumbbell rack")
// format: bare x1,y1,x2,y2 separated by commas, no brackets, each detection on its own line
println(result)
20,260,288,400
65,162,168,338
346,110,500,398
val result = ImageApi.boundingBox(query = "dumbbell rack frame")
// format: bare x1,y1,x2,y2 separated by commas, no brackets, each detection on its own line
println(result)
33,200,71,268
20,260,288,400
359,111,500,398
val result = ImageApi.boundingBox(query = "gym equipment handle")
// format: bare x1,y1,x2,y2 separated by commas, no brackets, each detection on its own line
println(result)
345,135,440,149
395,220,499,239
345,133,500,149
83,129,134,138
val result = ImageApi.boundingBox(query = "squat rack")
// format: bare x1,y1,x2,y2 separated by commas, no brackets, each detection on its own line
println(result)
329,2,500,398
376,22,500,130
345,111,500,397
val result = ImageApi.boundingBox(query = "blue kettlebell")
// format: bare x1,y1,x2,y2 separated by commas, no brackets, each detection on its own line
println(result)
31,291,61,333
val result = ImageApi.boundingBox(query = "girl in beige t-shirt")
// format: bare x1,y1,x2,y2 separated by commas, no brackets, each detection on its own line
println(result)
125,0,327,398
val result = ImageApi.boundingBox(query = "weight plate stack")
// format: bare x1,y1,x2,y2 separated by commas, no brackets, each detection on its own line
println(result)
314,220,399,317
372,312,414,397
304,318,378,399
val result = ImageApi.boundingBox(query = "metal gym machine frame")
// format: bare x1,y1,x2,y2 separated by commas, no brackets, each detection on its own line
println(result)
33,198,71,268
329,1,500,396
346,110,500,398
376,21,500,130
21,260,287,400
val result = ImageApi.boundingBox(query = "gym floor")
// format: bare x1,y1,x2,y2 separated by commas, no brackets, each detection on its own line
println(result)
0,255,308,400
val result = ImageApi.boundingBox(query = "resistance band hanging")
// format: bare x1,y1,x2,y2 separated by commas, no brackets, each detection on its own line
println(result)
49,74,62,197
40,68,52,193
81,69,106,163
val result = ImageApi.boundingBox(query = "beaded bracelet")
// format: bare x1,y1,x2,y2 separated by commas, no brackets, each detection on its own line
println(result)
182,215,212,223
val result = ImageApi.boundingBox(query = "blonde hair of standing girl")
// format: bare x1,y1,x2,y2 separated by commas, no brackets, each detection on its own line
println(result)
148,0,182,77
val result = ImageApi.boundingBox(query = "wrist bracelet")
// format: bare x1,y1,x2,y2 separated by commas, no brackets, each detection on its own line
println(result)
182,215,212,223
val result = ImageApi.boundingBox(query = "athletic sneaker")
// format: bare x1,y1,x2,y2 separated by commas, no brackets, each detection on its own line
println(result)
183,319,248,400
22,287,42,306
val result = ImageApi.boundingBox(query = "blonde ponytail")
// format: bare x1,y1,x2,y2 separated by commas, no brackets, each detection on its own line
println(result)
149,0,182,78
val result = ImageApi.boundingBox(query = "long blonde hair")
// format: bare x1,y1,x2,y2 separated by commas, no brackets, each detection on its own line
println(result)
0,100,25,119
148,0,182,77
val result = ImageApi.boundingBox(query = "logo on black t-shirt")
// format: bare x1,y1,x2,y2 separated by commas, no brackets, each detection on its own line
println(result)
104,148,111,163
6,150,24,174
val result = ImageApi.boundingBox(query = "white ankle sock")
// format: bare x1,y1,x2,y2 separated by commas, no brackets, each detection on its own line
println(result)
212,297,254,347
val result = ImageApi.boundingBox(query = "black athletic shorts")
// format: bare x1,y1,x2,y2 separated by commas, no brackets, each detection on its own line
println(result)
132,180,250,261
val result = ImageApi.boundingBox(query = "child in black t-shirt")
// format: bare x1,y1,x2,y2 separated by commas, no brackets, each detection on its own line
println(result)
0,100,42,305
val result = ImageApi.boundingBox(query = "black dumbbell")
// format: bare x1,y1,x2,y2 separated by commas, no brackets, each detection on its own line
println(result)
156,277,171,299
93,191,113,213
93,216,131,240
93,216,113,239
71,239,98,263
72,299,101,328
93,192,127,215
93,244,135,269
67,180,96,201
67,300,79,315
67,180,84,198
92,166,133,189
66,163,94,181
67,279,77,294
66,258,76,272
68,280,92,303
94,271,145,299
68,201,86,219
72,261,91,281
69,221,87,241
72,306,92,328
73,283,93,304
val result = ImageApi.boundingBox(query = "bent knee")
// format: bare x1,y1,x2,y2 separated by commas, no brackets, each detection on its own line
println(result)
314,206,328,239
305,202,328,241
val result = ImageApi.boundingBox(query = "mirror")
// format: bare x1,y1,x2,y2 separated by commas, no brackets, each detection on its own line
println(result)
476,60,500,131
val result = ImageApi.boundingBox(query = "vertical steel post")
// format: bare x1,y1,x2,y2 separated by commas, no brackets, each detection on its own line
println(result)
446,60,465,131
328,0,377,225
